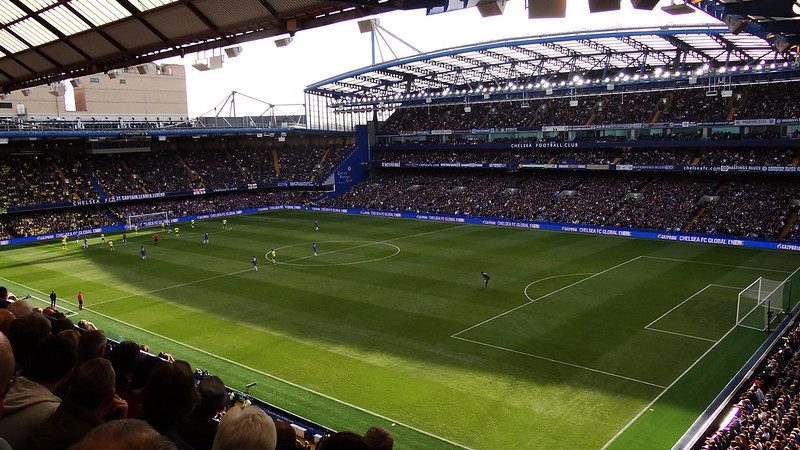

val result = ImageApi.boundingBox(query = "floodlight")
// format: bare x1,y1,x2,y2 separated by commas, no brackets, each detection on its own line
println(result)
661,1,694,14
631,0,660,10
192,60,211,71
275,37,294,47
21,88,31,96
224,46,243,58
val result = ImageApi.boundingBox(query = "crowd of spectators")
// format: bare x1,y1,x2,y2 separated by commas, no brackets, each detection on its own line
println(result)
372,147,797,167
10,210,117,237
690,179,800,240
700,323,800,450
114,191,310,221
0,153,92,208
0,289,396,450
327,170,800,240
380,81,800,133
0,191,319,238
1,145,351,207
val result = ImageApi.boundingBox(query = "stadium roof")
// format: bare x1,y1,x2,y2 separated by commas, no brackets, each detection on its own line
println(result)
0,0,445,93
691,0,800,49
305,25,793,100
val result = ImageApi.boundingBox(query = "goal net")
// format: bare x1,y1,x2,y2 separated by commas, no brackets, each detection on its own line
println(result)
737,277,785,331
126,212,170,229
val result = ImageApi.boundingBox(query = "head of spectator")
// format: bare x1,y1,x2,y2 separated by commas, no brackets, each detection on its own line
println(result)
77,319,97,331
364,427,393,450
0,332,15,410
0,309,14,336
318,432,371,450
0,287,8,308
275,420,298,450
27,358,119,450
28,332,79,390
70,419,177,450
78,329,107,363
109,340,142,393
7,311,51,374
211,405,277,450
178,375,227,450
142,361,198,443
69,359,117,418
7,299,32,318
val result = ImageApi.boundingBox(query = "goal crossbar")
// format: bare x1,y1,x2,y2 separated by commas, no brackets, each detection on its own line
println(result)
737,277,785,331
126,212,170,229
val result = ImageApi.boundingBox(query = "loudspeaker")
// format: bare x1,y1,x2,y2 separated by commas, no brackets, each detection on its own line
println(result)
528,0,566,18
724,14,747,34
69,79,81,87
136,64,150,75
477,0,506,16
589,0,621,12
631,0,659,10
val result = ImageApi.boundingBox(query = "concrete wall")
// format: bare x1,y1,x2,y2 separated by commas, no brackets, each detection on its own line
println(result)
72,63,187,116
0,85,67,116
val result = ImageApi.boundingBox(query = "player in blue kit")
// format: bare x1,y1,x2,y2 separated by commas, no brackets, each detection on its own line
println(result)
203,231,209,244
122,232,127,243
481,272,491,288
314,219,319,231
312,242,318,256
140,246,146,260
252,256,258,271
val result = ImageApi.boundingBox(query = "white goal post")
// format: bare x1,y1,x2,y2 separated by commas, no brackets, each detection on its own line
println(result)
126,212,170,229
736,277,785,331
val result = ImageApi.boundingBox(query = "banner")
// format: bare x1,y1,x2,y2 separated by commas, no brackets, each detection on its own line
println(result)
2,204,799,252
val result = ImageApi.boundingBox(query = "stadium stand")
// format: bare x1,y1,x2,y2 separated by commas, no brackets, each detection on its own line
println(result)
378,81,800,133
0,296,384,449
699,322,800,450
326,170,800,241
0,145,353,208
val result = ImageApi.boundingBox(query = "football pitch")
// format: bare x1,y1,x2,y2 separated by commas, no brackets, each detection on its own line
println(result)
1,210,799,449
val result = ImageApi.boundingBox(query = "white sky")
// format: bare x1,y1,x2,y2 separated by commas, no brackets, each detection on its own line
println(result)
160,1,716,116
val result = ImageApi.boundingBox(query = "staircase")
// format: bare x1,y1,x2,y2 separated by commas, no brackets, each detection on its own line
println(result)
272,149,281,177
51,162,79,200
311,148,331,182
652,93,673,124
120,159,147,193
791,149,800,166
175,153,203,187
726,107,738,122
87,168,109,199
778,212,799,240
683,207,706,232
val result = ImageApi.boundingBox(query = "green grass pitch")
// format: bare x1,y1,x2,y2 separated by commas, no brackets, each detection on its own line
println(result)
1,210,798,449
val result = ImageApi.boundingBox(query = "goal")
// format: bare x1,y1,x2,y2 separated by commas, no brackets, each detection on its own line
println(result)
126,212,170,230
736,277,785,331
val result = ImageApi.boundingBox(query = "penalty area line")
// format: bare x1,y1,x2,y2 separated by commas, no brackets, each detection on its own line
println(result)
0,276,473,450
452,336,666,389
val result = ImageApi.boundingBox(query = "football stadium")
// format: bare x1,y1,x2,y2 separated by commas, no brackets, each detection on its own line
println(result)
1,1,800,449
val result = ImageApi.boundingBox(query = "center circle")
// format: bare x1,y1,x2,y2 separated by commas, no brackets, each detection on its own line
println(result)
266,240,401,266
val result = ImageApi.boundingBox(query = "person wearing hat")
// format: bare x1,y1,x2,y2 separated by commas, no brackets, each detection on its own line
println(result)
178,376,228,450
